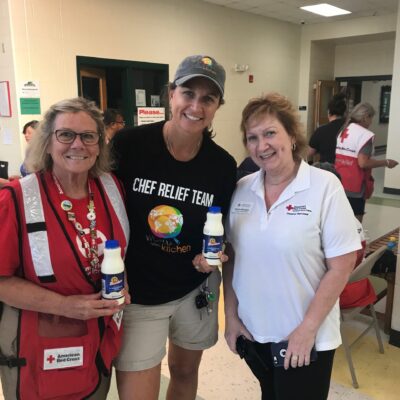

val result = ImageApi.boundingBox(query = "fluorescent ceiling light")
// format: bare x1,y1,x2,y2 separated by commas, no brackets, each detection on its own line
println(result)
300,3,351,17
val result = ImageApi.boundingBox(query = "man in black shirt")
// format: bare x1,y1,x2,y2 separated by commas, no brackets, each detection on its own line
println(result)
308,93,346,164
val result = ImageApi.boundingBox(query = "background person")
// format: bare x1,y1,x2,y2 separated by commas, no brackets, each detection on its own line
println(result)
112,55,237,400
223,93,360,400
308,92,346,164
335,102,398,222
20,120,39,177
103,108,125,143
22,119,39,143
236,156,259,181
0,97,129,400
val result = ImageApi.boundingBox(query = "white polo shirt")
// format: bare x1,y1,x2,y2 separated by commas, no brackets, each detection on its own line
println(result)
226,161,361,351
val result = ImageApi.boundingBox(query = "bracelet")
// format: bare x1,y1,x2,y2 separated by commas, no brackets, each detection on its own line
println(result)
386,159,390,167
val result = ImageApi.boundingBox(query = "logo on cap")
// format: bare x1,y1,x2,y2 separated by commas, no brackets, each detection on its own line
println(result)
201,57,213,66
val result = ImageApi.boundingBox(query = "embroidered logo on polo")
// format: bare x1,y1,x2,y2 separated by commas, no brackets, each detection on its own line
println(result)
286,204,312,216
43,346,83,370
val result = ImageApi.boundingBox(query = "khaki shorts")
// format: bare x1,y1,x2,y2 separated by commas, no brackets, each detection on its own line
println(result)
115,269,221,372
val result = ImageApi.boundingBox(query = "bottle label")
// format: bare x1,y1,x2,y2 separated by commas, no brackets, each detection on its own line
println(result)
202,235,223,260
102,271,124,300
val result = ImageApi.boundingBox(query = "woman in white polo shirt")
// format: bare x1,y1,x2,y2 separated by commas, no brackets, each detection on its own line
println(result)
223,93,361,400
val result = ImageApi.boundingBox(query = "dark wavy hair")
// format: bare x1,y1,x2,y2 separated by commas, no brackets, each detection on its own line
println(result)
328,93,346,117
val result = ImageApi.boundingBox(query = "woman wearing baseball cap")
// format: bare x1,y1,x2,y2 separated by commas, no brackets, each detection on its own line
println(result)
112,55,236,400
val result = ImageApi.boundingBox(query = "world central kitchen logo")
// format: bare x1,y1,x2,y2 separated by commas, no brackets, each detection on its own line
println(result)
286,204,312,216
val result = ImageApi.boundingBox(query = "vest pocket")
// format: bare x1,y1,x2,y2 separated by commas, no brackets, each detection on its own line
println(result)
37,334,98,399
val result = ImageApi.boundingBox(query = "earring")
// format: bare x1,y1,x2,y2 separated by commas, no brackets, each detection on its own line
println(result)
292,142,296,151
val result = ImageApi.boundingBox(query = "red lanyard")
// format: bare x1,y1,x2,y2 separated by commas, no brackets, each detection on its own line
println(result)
52,173,100,276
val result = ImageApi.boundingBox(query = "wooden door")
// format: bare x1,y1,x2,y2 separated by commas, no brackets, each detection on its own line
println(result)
314,80,338,130
79,67,107,110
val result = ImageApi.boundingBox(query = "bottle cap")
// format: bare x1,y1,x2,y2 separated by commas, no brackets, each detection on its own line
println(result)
105,239,120,249
208,206,221,213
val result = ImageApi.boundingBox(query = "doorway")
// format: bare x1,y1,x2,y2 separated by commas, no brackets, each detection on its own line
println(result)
77,56,169,127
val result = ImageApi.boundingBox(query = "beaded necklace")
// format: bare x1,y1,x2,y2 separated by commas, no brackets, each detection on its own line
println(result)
52,173,99,276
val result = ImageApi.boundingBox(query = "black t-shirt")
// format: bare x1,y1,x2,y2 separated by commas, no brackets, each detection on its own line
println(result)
309,118,345,163
112,121,237,304
237,157,259,181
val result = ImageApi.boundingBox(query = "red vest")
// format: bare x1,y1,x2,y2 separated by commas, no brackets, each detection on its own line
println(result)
3,172,129,399
335,123,374,195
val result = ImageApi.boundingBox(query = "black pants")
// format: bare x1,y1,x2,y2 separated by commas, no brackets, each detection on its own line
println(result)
242,340,335,400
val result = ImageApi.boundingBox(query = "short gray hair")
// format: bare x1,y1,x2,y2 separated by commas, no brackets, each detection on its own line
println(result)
347,102,375,126
26,97,110,177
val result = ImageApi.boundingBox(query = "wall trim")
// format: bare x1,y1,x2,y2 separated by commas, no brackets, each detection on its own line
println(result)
336,75,392,82
383,187,400,195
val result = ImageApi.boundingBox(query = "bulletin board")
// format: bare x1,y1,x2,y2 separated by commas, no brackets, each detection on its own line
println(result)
0,81,12,117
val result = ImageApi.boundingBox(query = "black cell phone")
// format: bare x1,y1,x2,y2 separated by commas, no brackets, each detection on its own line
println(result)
270,340,317,367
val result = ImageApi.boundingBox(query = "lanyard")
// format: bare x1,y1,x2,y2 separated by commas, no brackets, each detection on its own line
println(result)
52,173,100,276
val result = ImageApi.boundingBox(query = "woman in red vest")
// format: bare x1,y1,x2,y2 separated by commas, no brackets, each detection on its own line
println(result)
0,98,129,400
335,102,398,222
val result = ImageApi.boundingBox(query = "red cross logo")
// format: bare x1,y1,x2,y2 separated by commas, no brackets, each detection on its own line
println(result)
340,128,349,143
47,355,55,364
286,204,294,211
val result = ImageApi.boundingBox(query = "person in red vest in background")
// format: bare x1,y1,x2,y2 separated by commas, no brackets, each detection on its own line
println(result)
313,162,375,309
335,102,398,222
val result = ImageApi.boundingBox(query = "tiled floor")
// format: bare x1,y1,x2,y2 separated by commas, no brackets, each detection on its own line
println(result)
1,163,399,399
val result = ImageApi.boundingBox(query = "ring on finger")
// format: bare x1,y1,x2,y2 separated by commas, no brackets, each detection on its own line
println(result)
291,355,299,361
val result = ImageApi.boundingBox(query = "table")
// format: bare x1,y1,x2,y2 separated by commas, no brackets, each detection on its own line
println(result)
368,227,399,334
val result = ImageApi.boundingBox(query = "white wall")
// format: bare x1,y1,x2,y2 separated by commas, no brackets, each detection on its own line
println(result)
5,0,301,165
335,40,395,77
298,14,397,135
385,1,400,194
306,41,335,137
0,0,23,175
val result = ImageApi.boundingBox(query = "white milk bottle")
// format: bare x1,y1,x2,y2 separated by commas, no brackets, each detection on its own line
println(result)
101,239,125,305
202,206,224,267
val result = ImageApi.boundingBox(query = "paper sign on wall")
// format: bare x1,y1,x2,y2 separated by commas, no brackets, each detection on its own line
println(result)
19,80,41,114
135,89,146,106
137,107,165,126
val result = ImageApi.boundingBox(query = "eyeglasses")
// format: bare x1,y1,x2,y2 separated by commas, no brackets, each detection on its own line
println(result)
54,129,101,145
114,120,125,126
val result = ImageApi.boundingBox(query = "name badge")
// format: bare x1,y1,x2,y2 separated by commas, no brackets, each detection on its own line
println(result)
43,346,83,370
231,202,253,214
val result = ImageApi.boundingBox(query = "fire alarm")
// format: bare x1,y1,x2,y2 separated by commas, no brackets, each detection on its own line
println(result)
249,74,254,83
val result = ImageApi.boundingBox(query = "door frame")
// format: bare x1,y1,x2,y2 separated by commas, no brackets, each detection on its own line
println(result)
76,56,169,126
79,66,107,110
